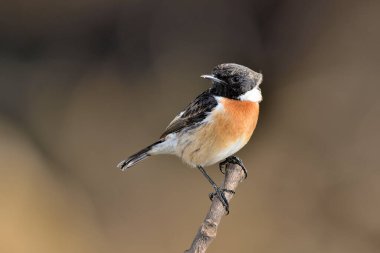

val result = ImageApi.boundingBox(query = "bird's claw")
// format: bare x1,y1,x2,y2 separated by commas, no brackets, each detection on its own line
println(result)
219,156,248,179
208,188,235,215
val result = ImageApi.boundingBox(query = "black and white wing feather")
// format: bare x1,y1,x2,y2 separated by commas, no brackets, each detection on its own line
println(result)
160,90,217,138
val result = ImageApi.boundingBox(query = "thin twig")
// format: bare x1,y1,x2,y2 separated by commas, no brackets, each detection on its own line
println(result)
185,163,246,253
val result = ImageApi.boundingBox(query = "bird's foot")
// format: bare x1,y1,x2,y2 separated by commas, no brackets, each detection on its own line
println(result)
219,156,248,179
208,188,235,215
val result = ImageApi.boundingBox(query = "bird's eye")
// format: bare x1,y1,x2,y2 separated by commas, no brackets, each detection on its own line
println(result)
230,76,241,84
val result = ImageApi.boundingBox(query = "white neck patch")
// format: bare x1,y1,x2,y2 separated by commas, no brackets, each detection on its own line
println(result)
238,88,262,102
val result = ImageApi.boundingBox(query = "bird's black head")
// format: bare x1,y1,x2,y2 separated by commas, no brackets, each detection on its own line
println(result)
202,63,263,101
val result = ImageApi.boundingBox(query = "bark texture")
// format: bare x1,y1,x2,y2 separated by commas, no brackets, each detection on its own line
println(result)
185,163,246,253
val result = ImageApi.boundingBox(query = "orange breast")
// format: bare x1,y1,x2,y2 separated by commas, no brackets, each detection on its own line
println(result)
178,97,259,167
216,98,259,148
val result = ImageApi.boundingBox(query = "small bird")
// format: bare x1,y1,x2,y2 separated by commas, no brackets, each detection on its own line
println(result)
117,63,263,213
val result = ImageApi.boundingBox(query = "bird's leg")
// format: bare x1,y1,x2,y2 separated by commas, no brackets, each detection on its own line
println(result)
219,156,248,179
197,165,234,214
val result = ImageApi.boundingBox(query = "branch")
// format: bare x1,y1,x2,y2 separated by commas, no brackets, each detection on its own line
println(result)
185,163,246,253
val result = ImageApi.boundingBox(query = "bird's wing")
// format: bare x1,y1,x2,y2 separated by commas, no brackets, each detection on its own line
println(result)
160,90,217,138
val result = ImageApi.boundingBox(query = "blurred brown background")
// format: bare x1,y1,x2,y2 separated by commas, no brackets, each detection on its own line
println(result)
1,0,379,252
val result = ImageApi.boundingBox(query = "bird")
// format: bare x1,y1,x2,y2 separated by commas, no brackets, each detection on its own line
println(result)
117,63,263,213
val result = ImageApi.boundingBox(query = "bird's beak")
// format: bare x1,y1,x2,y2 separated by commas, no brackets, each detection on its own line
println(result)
201,75,227,85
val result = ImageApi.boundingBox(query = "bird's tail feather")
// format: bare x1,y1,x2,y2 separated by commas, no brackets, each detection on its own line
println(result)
117,140,164,171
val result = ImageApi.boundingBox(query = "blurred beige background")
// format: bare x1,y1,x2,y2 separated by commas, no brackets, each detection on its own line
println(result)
1,0,379,252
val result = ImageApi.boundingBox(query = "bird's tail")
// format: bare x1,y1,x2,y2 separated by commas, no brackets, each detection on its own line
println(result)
117,140,164,171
